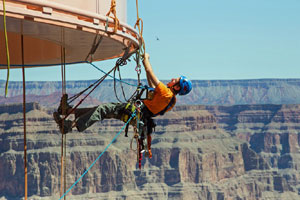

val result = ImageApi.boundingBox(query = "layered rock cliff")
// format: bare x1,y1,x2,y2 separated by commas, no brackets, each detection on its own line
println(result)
1,79,300,106
1,103,300,199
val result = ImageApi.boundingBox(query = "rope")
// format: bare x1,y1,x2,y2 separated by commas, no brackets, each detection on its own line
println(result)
21,30,28,200
134,0,145,56
2,0,10,97
136,111,143,169
60,133,64,197
88,62,140,88
106,0,119,33
85,18,109,62
135,0,143,38
65,48,140,119
88,60,143,103
63,59,125,120
58,111,137,200
113,65,127,102
134,51,142,86
113,57,138,103
88,61,146,104
59,29,67,199
66,61,143,106
134,0,145,91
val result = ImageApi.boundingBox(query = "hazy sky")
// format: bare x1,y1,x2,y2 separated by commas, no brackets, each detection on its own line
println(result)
2,0,300,81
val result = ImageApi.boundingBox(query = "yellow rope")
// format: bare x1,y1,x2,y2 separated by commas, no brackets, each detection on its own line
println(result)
135,0,143,36
2,0,10,97
134,0,145,56
106,0,119,33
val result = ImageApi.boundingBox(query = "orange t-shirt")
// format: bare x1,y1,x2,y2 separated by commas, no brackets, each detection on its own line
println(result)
143,82,176,115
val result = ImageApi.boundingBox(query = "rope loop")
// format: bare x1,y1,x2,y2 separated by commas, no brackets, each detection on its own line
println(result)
134,18,143,36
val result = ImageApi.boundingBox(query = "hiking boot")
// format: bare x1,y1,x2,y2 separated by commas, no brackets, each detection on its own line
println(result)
57,94,72,115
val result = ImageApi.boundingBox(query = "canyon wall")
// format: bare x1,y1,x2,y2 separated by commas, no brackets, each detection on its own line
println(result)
1,79,300,106
0,103,300,199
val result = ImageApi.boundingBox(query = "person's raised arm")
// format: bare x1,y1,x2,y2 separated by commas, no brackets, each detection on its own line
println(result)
143,53,160,88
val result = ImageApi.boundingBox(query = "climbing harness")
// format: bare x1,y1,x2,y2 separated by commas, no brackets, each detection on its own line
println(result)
121,87,156,169
124,83,176,168
121,102,137,126
128,93,176,168
129,100,155,169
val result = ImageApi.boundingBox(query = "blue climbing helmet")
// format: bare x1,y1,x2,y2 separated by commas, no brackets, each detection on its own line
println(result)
178,76,192,95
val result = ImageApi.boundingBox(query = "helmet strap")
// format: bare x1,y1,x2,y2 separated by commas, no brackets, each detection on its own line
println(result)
171,82,180,95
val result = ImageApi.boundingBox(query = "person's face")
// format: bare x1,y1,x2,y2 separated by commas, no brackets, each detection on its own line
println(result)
167,77,181,90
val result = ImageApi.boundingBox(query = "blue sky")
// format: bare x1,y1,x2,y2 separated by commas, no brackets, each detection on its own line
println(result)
3,0,300,81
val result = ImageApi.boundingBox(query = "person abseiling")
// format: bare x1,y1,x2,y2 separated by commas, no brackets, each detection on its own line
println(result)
53,53,192,145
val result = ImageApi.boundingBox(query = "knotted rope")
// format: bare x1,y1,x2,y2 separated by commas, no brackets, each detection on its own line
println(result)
106,0,119,33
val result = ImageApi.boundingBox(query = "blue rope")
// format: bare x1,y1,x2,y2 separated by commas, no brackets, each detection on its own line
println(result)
87,61,143,88
58,111,136,200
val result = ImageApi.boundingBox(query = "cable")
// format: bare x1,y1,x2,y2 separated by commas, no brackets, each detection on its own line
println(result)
21,29,28,200
60,42,67,199
58,111,137,200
